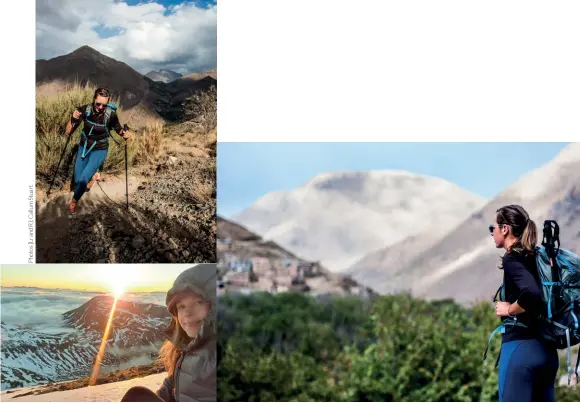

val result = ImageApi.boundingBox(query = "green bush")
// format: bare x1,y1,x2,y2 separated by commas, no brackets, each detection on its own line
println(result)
217,292,580,402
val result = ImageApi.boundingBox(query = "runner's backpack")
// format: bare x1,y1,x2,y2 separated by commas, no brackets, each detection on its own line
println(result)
483,220,580,385
80,103,120,158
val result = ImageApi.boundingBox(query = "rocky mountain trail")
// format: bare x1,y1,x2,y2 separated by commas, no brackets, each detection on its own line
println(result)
36,132,216,263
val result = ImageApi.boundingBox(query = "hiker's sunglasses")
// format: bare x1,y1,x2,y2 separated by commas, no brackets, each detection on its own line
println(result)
95,102,107,108
489,224,507,234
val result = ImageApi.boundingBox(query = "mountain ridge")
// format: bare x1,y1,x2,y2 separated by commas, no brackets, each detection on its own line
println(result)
350,142,580,305
1,296,170,390
36,45,216,121
232,170,487,272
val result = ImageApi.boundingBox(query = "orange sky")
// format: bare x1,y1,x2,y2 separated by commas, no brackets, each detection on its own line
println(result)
1,264,196,293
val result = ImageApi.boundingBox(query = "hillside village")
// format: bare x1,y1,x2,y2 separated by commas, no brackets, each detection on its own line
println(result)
216,216,375,298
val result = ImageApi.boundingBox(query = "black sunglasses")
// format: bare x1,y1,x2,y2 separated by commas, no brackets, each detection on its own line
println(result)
489,224,507,234
95,102,107,108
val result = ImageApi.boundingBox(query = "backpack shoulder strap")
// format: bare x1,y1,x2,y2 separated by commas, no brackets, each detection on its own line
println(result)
86,104,92,118
104,103,118,127
104,106,112,127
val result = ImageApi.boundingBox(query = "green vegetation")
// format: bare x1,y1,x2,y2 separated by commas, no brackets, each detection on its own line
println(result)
217,292,580,402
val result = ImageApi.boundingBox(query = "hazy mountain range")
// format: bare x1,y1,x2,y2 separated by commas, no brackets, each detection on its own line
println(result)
228,143,579,304
232,171,487,272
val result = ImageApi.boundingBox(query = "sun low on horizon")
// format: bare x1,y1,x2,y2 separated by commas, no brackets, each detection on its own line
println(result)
0,264,195,295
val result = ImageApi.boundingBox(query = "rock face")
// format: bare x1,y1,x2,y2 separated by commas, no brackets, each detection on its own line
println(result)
232,170,487,272
351,143,580,305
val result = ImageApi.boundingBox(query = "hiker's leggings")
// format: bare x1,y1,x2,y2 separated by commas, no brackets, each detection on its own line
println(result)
498,338,559,402
73,146,108,201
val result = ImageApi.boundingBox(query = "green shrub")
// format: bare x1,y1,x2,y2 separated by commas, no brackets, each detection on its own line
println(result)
217,292,580,402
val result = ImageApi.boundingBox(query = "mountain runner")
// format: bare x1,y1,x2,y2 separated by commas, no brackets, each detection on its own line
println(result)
64,87,130,214
489,205,559,402
120,264,217,402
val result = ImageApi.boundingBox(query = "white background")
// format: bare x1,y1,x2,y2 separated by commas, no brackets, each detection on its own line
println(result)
1,0,580,263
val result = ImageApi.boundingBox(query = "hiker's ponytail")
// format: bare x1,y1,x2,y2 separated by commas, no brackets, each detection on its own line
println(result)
496,204,537,256
519,218,538,254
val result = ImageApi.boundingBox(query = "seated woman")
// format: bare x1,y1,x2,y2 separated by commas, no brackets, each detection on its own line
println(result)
121,264,217,402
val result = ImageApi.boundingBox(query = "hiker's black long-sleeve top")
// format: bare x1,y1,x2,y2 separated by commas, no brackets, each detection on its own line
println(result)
501,251,545,344
73,104,123,151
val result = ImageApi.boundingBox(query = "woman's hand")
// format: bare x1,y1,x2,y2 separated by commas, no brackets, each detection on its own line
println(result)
495,301,512,317
120,129,131,139
72,109,82,120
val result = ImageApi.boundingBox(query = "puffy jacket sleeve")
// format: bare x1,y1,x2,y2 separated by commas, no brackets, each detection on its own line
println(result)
156,374,175,402
503,254,543,314
181,345,217,402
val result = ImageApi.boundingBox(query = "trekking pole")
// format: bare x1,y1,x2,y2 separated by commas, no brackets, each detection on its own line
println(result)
124,124,130,210
47,108,80,196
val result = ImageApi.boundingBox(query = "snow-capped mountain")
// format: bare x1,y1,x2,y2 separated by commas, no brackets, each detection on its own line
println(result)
63,296,170,348
232,170,487,272
1,296,171,390
145,69,183,83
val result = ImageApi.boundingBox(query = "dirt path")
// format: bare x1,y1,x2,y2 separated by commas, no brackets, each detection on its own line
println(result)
35,138,216,263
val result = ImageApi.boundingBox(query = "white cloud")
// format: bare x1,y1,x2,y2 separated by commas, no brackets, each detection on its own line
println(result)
36,0,216,75
0,288,96,326
0,288,166,328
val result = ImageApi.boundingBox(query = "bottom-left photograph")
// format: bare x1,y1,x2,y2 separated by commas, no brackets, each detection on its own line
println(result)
0,263,217,402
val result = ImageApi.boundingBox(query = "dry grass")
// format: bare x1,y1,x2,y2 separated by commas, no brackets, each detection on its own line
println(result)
134,121,165,164
190,180,214,203
184,85,217,133
190,154,216,204
36,82,165,187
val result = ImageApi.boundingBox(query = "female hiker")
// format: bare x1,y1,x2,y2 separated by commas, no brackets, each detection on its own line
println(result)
489,205,559,402
120,263,217,402
64,87,130,214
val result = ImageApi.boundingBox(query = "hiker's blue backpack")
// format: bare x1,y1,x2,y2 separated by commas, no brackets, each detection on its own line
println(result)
484,220,580,385
80,103,120,158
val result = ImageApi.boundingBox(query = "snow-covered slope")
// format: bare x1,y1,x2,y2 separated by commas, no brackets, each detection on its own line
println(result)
232,170,487,272
63,296,170,348
1,296,171,390
0,373,166,401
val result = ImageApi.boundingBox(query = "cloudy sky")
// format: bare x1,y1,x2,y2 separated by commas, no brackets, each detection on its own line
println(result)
217,142,571,217
1,287,166,331
36,0,216,75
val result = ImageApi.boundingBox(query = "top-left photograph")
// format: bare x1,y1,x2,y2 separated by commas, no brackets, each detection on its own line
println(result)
34,0,217,264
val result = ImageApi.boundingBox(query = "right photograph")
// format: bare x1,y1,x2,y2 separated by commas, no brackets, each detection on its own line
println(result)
216,142,580,402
